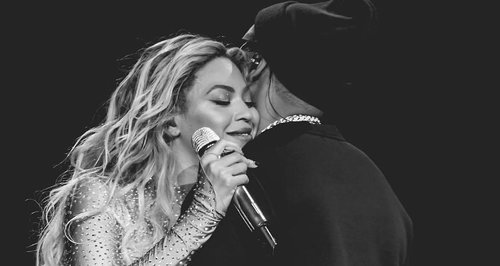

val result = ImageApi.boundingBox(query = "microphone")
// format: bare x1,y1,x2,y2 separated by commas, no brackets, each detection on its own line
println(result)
192,127,277,250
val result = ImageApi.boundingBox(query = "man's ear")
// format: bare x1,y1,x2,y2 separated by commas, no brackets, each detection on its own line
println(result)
248,58,268,82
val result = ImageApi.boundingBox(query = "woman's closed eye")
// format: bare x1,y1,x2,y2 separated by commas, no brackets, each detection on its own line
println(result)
209,89,231,105
212,99,230,106
208,88,255,107
212,99,255,108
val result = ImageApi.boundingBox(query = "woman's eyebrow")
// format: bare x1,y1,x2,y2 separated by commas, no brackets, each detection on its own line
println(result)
207,84,250,95
208,85,235,93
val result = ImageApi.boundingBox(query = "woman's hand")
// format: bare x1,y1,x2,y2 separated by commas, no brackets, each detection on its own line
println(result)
198,139,257,215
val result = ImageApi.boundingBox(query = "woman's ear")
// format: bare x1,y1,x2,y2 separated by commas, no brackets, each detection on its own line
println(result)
165,118,180,138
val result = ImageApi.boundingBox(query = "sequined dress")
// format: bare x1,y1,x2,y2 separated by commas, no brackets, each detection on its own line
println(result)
63,174,223,266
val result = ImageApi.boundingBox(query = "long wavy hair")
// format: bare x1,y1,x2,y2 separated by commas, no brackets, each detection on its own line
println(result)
35,34,249,266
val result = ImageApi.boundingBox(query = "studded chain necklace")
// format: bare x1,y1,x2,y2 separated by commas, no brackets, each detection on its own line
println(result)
259,114,321,134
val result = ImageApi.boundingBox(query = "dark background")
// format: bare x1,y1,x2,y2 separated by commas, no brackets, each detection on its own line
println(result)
6,0,493,265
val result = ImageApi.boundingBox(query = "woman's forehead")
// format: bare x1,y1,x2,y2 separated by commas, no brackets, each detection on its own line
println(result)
191,57,246,92
195,57,237,82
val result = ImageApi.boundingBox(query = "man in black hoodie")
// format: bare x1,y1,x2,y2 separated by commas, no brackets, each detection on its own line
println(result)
188,1,413,265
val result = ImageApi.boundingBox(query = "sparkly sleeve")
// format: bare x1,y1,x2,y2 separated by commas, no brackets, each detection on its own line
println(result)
130,168,224,265
65,180,126,265
65,171,222,266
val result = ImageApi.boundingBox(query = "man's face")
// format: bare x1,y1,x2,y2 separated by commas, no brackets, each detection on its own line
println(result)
241,25,273,133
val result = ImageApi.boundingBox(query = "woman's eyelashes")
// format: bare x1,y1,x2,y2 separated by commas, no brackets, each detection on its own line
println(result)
212,99,230,106
209,90,255,108
211,99,254,107
210,90,230,105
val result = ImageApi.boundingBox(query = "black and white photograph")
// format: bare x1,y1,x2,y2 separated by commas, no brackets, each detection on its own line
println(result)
9,0,492,265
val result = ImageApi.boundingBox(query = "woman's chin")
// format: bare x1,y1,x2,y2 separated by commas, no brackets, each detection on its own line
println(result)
225,133,253,147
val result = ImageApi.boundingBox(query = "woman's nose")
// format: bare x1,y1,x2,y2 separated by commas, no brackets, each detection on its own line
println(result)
234,101,253,121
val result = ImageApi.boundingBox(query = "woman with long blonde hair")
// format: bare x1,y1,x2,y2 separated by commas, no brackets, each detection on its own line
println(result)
36,33,259,265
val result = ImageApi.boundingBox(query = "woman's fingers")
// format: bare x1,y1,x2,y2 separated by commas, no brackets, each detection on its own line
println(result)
221,162,249,182
201,139,242,160
200,139,256,168
198,139,255,187
196,139,257,214
231,173,250,187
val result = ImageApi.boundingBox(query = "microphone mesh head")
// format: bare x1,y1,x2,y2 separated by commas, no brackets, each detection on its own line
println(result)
191,127,220,154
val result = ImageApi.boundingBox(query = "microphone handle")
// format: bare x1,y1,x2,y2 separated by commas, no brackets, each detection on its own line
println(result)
233,185,278,250
197,140,277,249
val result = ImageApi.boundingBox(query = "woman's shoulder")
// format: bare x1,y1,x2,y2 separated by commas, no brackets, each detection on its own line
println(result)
66,179,112,218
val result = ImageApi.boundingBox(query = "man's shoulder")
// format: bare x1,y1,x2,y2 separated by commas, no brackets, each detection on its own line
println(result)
307,123,345,141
